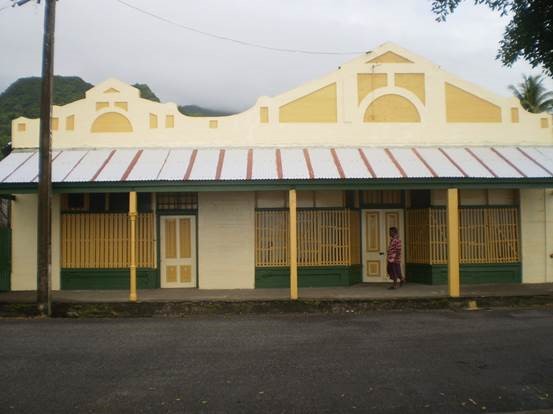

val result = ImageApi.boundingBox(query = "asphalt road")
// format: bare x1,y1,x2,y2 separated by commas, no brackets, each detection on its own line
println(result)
1,309,553,414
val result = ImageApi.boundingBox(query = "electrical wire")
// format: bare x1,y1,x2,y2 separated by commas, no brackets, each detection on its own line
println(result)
115,0,365,56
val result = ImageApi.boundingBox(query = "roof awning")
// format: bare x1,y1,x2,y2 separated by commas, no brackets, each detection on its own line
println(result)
0,146,552,192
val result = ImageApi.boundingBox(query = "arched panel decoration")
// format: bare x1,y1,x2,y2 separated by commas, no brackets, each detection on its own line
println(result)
363,94,421,123
91,112,133,133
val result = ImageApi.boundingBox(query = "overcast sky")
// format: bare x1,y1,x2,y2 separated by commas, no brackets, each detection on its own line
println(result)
0,0,551,112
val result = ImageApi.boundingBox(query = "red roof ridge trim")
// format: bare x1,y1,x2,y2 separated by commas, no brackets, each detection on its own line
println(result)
1,151,37,183
155,149,171,180
183,149,198,180
31,150,64,182
490,147,526,178
62,151,89,182
91,150,116,182
215,149,226,180
330,148,345,179
303,148,315,179
275,149,283,179
121,149,144,181
384,148,407,177
465,148,497,178
438,148,468,177
517,147,553,176
246,149,253,180
358,148,376,178
412,148,438,177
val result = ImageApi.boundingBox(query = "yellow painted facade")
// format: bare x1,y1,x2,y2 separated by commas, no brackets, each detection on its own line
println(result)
260,106,269,123
65,115,75,131
149,113,158,129
364,94,420,123
279,83,337,123
96,102,109,111
115,101,128,111
10,43,552,149
165,114,174,128
394,73,425,103
445,83,502,123
357,73,388,103
366,51,412,64
511,108,519,123
91,112,133,133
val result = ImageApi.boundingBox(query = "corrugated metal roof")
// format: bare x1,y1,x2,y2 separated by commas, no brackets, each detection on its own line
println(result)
1,146,552,184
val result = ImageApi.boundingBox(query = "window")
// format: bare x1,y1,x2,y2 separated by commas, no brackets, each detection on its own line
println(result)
156,193,198,210
89,193,106,212
360,190,403,208
108,193,129,213
138,193,152,213
66,194,86,211
62,193,154,213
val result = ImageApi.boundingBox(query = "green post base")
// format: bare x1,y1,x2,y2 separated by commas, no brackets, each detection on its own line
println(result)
406,263,521,285
61,268,159,290
255,265,361,288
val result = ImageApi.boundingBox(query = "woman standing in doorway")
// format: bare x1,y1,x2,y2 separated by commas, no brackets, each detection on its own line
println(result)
387,227,404,289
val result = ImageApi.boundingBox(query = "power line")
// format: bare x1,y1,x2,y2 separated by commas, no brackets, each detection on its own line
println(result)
115,0,365,56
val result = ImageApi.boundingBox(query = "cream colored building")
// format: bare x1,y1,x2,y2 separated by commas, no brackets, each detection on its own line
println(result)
0,42,552,292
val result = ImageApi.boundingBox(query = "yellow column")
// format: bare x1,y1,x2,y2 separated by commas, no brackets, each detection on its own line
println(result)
289,189,298,300
447,188,460,297
129,191,137,302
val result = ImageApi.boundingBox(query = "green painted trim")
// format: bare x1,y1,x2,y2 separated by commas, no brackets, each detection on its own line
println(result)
255,265,362,288
2,177,553,195
61,268,158,290
419,205,520,209
406,263,521,285
0,228,11,291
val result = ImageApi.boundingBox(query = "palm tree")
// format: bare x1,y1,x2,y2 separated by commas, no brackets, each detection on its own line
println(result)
509,74,553,113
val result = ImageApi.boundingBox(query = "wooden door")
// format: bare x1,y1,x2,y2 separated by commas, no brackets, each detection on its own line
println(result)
362,210,404,282
160,216,196,288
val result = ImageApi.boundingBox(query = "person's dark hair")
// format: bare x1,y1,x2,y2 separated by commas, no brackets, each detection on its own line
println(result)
389,226,398,235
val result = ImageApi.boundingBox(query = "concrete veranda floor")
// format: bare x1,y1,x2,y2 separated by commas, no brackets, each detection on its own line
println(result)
1,282,553,304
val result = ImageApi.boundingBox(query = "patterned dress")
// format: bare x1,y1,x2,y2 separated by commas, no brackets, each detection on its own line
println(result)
386,236,402,281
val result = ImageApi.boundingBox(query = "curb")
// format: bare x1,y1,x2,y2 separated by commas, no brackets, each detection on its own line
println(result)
1,294,553,318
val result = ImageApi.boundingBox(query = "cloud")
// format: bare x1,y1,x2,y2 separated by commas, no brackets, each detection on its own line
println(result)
0,0,550,111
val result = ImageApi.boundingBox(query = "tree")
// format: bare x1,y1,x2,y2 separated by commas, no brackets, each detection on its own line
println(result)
508,74,553,113
431,0,553,77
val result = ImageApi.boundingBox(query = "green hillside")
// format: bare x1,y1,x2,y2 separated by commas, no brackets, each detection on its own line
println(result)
178,104,233,117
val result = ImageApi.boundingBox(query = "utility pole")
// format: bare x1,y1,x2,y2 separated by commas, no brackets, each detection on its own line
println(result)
34,0,56,316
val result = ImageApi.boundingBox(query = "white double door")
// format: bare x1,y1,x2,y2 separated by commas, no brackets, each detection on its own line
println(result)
361,209,404,282
160,215,196,288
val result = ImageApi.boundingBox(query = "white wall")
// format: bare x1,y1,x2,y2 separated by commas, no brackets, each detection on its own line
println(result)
198,192,255,289
520,189,553,283
11,194,37,290
11,193,61,291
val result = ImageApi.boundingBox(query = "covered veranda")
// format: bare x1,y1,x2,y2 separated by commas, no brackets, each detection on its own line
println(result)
0,145,552,301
